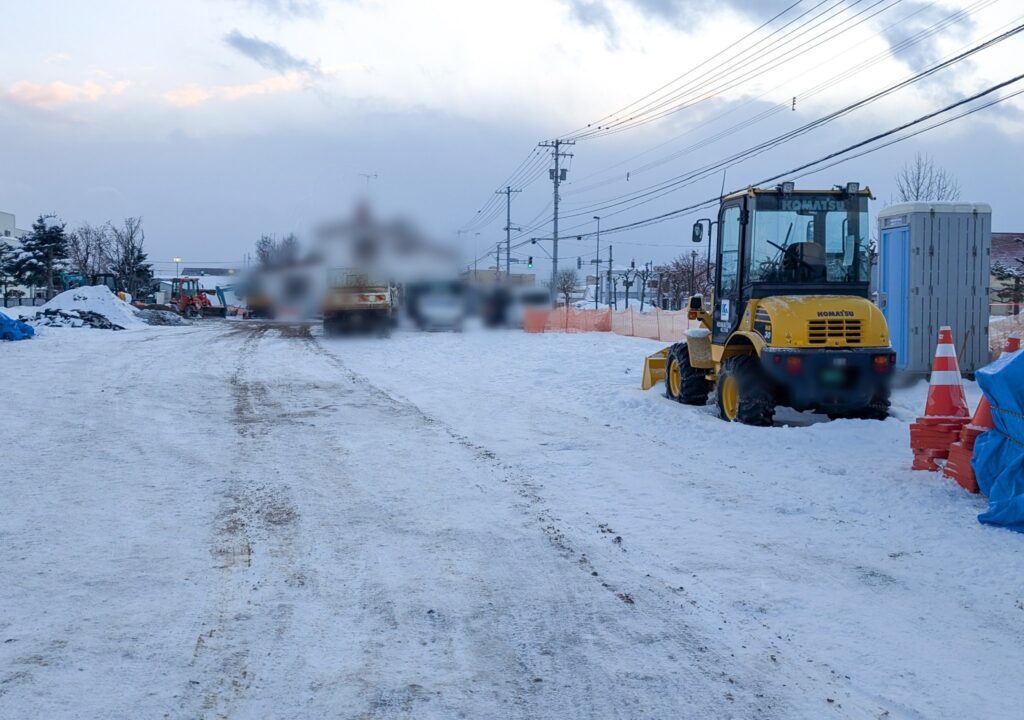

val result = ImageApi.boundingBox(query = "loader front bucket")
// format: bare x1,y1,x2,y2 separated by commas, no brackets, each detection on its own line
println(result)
641,346,671,391
201,306,228,318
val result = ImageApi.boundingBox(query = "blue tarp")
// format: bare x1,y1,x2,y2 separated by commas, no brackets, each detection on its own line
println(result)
0,313,35,341
973,348,1024,531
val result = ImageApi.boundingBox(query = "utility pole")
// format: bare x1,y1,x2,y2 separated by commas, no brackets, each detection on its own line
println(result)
593,216,601,309
607,244,614,309
495,243,502,281
496,185,521,281
539,139,575,292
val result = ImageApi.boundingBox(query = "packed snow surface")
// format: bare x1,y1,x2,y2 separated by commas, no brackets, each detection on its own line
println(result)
1,322,1022,718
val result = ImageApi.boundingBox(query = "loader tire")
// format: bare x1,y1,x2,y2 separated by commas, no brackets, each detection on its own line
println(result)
665,343,712,405
716,354,775,426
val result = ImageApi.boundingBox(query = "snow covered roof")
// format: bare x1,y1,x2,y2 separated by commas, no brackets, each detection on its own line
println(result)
878,202,993,217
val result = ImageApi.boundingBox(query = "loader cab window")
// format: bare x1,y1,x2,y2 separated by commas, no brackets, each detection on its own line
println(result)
718,205,741,296
713,203,743,342
747,194,869,286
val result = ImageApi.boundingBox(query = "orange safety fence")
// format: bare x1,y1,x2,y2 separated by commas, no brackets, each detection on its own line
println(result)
525,307,697,342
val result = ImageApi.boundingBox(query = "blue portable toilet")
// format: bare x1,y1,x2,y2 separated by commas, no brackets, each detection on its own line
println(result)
875,203,991,376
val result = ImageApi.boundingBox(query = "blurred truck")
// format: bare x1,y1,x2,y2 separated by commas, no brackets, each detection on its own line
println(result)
324,267,396,336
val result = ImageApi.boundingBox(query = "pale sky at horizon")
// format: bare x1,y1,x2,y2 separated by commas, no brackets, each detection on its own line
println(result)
2,0,1022,273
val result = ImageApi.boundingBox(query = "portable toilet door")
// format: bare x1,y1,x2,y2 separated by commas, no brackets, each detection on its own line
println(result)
878,215,911,371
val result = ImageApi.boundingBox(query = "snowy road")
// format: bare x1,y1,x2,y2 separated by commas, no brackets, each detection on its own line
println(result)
2,321,1023,719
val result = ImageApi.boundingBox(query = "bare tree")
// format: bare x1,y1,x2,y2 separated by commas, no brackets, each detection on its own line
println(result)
895,152,961,202
655,252,715,309
67,223,111,279
108,217,153,296
553,269,578,308
635,262,653,311
255,234,277,266
278,233,300,264
254,233,301,267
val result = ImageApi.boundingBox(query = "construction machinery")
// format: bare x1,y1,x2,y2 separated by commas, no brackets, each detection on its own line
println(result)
60,272,86,292
642,182,895,425
323,267,395,336
169,277,225,318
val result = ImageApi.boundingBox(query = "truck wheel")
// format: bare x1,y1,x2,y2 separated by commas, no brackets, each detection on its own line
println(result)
716,354,775,426
665,343,711,405
324,316,341,337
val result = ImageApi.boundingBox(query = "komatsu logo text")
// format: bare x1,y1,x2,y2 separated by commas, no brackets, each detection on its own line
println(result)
816,310,855,318
781,198,845,212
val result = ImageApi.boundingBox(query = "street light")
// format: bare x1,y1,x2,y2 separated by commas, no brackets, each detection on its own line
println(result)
173,257,182,276
592,216,601,309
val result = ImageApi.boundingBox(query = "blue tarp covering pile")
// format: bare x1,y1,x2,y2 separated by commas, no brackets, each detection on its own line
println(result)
0,313,35,341
973,348,1024,531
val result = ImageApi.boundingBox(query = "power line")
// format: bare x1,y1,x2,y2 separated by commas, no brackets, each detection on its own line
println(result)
564,0,997,195
562,0,815,138
573,72,1024,240
554,21,1024,222
570,0,887,140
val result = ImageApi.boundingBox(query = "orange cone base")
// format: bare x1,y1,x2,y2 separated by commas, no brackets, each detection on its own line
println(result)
942,441,979,493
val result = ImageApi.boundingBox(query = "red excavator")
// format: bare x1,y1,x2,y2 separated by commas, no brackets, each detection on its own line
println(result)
170,277,225,318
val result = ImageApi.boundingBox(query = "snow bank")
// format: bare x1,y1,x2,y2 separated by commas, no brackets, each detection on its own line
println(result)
34,286,144,328
0,305,39,320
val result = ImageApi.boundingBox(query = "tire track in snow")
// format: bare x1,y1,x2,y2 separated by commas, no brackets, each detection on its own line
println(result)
182,325,311,719
309,334,789,719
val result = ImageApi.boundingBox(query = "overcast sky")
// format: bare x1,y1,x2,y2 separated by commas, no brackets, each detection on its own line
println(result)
2,0,1022,275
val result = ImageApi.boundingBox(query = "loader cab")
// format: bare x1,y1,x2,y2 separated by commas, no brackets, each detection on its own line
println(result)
697,183,872,345
90,273,118,294
170,277,200,301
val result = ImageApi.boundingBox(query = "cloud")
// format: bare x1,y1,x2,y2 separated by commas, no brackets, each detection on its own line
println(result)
223,29,322,77
881,1,974,73
562,0,792,39
565,1,619,42
240,0,324,19
5,79,128,110
162,74,305,107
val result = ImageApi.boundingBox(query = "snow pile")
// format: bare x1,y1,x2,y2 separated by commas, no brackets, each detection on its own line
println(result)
27,286,144,329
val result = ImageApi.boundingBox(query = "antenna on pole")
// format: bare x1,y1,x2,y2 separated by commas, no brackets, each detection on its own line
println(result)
358,172,379,192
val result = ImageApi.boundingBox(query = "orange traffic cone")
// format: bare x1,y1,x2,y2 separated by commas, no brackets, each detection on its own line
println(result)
911,326,970,471
923,326,970,418
943,335,1021,490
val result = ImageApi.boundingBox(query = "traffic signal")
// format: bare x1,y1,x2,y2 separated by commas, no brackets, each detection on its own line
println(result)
527,256,533,268
577,257,582,270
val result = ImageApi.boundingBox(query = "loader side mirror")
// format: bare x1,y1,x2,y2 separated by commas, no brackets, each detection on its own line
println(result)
692,222,703,243
688,295,703,311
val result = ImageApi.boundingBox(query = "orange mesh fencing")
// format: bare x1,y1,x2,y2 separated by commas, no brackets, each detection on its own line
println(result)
525,306,695,342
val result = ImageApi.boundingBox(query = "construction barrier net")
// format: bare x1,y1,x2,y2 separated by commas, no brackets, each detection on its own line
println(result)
524,307,698,342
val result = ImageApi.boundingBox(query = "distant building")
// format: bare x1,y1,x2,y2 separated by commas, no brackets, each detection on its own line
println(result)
182,267,241,277
992,232,1024,315
462,268,536,287
992,233,1024,268
0,211,30,241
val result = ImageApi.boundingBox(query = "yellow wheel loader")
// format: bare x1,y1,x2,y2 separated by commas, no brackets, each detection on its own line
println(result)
642,182,896,426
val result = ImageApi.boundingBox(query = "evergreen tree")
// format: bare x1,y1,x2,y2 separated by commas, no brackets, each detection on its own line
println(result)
992,260,1024,315
0,238,17,300
15,214,68,299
